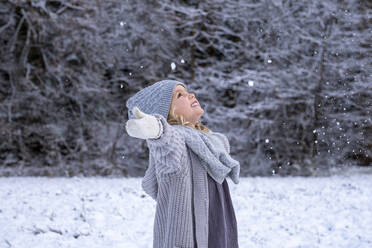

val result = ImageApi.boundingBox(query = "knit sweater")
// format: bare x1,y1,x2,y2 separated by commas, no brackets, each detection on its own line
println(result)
142,114,236,248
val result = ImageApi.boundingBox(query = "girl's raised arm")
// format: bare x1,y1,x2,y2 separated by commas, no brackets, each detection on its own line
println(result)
145,113,187,176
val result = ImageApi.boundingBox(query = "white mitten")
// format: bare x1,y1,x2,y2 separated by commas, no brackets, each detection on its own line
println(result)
125,107,163,140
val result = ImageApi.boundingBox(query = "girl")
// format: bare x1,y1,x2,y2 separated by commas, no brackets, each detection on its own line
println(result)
125,79,240,248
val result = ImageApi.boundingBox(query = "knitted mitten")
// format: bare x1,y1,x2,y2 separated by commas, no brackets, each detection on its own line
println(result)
125,107,163,140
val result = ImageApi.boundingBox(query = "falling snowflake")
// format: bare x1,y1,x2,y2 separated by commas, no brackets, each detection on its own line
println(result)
248,80,254,87
171,62,176,70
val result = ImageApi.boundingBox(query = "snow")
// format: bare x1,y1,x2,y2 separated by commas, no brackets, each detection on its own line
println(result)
1,173,372,248
170,62,176,70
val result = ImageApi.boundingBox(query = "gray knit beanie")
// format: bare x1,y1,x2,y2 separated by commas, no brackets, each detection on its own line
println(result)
126,79,187,120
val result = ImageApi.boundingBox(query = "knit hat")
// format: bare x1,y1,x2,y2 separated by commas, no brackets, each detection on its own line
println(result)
126,79,187,120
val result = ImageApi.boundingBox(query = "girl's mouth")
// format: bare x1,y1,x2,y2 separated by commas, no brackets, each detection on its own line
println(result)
191,100,199,107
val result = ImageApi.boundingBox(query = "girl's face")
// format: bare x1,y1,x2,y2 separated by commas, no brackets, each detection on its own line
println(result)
169,84,204,125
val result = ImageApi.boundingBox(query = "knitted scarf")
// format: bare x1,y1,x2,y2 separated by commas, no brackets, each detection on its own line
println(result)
174,125,240,184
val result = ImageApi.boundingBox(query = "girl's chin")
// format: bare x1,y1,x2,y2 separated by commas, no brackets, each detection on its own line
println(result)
195,108,204,115
196,109,204,118
192,105,203,111
187,107,204,121
187,110,203,122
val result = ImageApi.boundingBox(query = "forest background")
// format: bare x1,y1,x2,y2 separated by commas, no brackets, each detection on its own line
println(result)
0,0,371,177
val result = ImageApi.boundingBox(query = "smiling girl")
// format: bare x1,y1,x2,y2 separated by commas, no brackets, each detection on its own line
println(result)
125,79,240,248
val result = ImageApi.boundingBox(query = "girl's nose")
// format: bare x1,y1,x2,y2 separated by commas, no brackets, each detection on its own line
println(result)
188,92,195,99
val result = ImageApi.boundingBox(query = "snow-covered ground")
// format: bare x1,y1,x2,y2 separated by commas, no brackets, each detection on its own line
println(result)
1,172,372,248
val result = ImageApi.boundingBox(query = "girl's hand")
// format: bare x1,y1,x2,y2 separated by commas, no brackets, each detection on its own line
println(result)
125,107,163,140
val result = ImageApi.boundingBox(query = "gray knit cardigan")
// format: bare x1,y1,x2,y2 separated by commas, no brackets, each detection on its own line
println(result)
142,114,232,248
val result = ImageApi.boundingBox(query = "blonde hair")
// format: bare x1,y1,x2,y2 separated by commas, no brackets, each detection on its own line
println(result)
167,105,211,134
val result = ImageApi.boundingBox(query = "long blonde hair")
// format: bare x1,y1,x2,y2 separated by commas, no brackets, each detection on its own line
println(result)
167,105,211,134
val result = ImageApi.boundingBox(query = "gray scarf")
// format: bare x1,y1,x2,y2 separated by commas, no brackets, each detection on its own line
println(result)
174,125,240,184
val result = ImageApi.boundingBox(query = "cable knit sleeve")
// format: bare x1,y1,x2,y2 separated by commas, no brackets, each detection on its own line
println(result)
141,151,158,200
145,114,187,176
